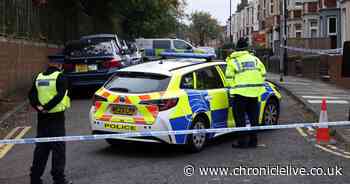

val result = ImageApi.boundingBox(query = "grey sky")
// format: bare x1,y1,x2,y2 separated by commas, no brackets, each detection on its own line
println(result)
185,0,239,25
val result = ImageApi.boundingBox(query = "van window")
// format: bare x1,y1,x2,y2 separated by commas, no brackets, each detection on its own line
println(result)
153,40,171,49
174,40,192,50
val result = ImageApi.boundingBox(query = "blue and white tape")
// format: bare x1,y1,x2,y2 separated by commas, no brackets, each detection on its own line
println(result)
280,45,343,56
0,121,350,145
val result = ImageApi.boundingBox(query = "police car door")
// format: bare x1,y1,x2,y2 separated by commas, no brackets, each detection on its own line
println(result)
194,66,229,128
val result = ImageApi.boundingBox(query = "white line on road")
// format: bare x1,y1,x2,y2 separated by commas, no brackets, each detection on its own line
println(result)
315,144,350,159
296,128,308,137
302,96,342,100
280,82,310,86
307,100,349,104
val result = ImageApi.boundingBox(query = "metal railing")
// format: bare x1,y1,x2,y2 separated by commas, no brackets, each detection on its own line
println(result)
0,0,91,44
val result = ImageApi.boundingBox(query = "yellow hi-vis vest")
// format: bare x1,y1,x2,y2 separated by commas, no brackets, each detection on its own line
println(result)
225,51,266,98
35,71,70,113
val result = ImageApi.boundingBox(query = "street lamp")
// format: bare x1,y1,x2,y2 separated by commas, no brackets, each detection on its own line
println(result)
280,0,288,82
230,0,233,44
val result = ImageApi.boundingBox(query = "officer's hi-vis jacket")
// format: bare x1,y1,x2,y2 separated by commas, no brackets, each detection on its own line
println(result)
225,51,266,98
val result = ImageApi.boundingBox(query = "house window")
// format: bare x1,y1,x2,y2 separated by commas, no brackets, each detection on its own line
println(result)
296,32,302,38
311,29,318,38
310,20,318,27
327,17,337,35
295,24,302,31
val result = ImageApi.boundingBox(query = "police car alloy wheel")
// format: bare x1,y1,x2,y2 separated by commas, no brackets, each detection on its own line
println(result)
187,119,207,152
263,99,279,125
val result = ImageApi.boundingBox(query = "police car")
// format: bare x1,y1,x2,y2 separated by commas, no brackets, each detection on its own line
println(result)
135,38,207,61
89,56,281,152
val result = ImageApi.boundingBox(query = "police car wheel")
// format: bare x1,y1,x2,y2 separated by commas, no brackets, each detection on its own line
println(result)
263,99,279,126
187,119,207,153
105,139,123,146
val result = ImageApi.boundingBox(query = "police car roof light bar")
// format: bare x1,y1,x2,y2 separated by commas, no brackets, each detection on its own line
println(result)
160,52,215,61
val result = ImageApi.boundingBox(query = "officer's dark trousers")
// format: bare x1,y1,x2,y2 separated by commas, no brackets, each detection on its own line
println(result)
231,94,259,147
30,112,66,184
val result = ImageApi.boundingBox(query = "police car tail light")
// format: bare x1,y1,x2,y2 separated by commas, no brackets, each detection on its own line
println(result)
140,98,178,111
63,63,74,71
102,58,122,68
92,95,107,107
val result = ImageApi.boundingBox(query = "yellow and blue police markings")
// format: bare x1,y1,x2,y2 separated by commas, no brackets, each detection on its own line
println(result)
90,62,281,145
144,48,207,58
167,82,280,144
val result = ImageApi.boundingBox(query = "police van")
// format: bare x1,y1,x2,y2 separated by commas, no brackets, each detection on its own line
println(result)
135,38,207,61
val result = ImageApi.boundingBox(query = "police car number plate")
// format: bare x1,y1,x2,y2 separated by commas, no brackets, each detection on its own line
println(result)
75,64,88,72
111,105,136,115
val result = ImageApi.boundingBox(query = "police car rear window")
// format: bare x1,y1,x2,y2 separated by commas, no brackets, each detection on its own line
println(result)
104,72,170,93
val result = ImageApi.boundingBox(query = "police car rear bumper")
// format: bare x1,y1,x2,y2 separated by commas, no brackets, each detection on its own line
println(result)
89,107,175,144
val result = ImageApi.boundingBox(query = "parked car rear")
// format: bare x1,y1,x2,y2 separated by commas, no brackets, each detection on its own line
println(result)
63,38,125,89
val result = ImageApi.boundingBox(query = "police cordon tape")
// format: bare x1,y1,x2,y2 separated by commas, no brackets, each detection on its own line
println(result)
0,121,350,145
280,45,343,56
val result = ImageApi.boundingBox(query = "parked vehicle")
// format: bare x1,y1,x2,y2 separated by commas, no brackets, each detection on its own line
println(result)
62,38,127,89
135,38,207,61
197,47,217,58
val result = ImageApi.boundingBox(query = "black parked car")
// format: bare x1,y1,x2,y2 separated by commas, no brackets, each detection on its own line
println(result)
62,35,130,90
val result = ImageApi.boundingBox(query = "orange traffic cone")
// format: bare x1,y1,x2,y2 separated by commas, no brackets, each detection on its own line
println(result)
316,98,330,144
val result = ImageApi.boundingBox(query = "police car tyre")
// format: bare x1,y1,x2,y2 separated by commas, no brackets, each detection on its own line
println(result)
186,117,207,153
262,98,279,126
105,139,124,146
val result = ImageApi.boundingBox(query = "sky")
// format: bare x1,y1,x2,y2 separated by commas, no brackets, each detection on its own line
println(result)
185,0,239,25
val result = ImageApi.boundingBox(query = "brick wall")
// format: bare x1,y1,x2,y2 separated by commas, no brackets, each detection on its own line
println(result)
328,55,350,88
0,38,61,98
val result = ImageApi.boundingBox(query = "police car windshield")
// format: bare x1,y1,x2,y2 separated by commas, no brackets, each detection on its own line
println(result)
104,72,170,93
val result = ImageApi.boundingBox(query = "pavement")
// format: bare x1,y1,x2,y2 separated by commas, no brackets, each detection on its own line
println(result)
1,90,350,183
267,73,350,146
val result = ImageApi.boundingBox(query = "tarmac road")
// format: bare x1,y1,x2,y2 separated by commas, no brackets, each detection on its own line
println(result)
0,90,349,184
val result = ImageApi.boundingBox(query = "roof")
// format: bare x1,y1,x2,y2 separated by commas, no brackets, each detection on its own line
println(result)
118,59,224,76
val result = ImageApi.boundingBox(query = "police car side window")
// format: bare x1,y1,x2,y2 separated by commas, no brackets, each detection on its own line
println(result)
219,64,227,72
153,40,171,49
196,67,224,90
180,73,194,89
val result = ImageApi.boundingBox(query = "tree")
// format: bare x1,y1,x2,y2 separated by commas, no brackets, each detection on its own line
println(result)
112,0,186,39
188,11,221,46
47,0,185,42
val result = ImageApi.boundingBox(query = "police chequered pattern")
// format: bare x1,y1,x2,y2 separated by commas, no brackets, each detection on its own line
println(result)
1,121,350,145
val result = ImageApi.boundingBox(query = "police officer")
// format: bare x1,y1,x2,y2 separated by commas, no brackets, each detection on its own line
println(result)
225,38,266,148
28,59,72,184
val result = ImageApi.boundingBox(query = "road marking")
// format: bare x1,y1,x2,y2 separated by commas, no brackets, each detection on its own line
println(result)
0,126,31,159
280,82,310,86
296,127,350,158
302,96,342,100
315,144,350,159
307,100,349,104
296,128,308,137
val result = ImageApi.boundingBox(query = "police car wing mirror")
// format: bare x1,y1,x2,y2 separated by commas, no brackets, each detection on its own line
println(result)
186,46,193,50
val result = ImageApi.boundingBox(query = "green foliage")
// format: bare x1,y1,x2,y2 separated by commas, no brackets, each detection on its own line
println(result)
0,0,185,43
188,11,221,46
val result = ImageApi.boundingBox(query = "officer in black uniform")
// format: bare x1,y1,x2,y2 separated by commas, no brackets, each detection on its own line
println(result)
28,59,72,184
